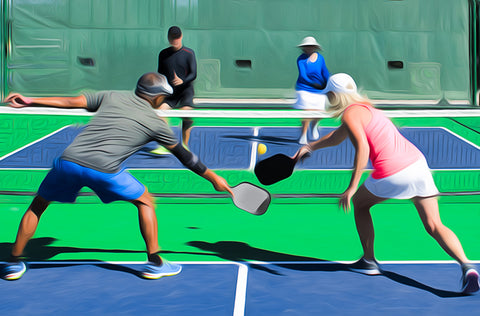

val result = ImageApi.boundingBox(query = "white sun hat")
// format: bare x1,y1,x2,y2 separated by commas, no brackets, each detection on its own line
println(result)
297,36,323,50
324,73,358,94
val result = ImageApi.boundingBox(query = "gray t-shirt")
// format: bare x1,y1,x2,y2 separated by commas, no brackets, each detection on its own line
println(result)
61,90,178,173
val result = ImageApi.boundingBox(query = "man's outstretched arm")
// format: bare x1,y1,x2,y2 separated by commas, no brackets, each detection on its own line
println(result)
4,93,87,109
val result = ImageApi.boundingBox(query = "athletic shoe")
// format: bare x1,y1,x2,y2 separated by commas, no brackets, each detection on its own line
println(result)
149,146,170,155
299,135,308,145
461,265,479,294
348,258,382,275
3,261,27,280
311,124,320,140
141,260,182,280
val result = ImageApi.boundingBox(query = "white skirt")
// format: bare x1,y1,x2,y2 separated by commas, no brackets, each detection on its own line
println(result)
294,90,327,110
364,157,439,199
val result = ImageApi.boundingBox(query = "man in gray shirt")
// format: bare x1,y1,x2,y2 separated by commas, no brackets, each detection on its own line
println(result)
2,72,232,280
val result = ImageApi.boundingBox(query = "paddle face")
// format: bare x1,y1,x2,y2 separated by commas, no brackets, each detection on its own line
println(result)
231,182,271,215
254,154,296,185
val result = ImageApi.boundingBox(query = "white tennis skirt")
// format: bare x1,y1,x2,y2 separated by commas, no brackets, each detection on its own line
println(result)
294,90,327,110
364,157,439,199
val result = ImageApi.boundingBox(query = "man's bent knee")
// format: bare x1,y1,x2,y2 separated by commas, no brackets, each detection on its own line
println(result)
132,190,154,208
30,195,50,218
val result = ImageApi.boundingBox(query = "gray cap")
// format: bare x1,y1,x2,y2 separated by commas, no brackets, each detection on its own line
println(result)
136,72,173,97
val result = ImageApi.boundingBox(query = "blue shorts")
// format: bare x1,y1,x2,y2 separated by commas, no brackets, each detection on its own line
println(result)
38,158,146,203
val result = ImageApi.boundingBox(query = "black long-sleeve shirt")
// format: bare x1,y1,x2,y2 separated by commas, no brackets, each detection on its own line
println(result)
158,46,197,93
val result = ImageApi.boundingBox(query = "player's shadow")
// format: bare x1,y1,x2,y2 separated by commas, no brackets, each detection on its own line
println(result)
175,241,467,297
164,240,327,275
187,240,323,262
25,262,143,279
0,237,144,262
271,262,467,298
222,135,300,145
380,270,467,298
0,237,147,279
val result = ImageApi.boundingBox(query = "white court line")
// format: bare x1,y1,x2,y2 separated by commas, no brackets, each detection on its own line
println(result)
431,126,480,150
232,260,480,265
233,263,248,316
248,127,259,171
3,259,479,315
3,260,249,316
4,259,479,265
0,125,72,162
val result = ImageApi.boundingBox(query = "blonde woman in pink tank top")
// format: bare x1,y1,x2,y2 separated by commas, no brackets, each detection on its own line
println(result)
294,73,478,293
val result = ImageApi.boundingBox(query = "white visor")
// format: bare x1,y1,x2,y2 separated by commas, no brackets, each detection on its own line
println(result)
324,73,357,94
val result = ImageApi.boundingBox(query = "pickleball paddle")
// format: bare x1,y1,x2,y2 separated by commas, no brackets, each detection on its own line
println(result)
254,154,297,185
230,182,271,215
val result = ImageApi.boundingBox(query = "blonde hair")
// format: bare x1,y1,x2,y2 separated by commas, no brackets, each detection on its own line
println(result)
327,91,372,118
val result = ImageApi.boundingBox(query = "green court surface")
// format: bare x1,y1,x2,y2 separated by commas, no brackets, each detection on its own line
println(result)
1,112,480,263
1,199,479,262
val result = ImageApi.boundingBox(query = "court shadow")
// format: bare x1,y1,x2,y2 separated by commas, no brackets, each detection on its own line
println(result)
0,237,144,279
170,241,469,296
163,240,326,275
276,262,466,297
222,135,299,145
22,262,142,279
0,237,144,261
92,263,143,279
274,262,350,273
381,270,467,298
186,241,323,262
278,262,467,297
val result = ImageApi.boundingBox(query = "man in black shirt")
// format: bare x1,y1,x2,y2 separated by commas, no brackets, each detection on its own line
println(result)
157,26,197,148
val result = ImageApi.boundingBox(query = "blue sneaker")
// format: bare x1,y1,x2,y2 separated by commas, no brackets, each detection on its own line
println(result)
142,260,182,280
3,261,27,280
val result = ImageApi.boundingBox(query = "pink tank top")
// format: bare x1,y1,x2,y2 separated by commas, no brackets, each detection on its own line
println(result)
345,103,423,179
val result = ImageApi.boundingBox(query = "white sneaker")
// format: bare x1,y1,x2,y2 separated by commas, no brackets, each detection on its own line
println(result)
312,126,320,140
348,258,382,275
299,135,308,145
461,267,479,294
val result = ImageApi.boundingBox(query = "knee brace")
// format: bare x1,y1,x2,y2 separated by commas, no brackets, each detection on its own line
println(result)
31,196,49,218
182,118,194,131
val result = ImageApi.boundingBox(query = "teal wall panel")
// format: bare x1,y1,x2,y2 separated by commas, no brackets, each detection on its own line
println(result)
1,0,475,105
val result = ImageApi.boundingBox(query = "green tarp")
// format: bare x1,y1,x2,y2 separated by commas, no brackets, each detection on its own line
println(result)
1,0,475,105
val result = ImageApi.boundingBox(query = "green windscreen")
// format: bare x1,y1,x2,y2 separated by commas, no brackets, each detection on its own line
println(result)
1,0,475,106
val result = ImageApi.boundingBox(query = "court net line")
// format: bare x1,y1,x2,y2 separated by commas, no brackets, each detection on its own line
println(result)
1,190,480,198
1,106,480,118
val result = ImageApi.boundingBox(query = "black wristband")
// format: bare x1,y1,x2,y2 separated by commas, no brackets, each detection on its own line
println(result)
169,143,207,175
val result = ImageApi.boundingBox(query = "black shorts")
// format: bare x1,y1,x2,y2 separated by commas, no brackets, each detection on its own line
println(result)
165,86,194,109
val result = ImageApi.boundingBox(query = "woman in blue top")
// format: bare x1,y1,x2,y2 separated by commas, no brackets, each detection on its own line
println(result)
294,36,330,144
